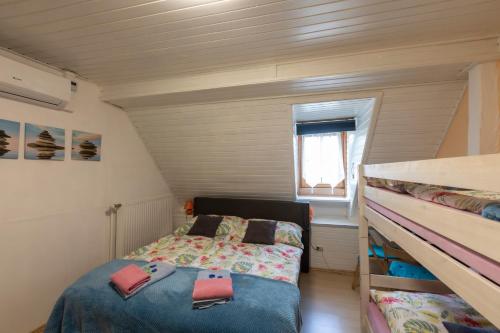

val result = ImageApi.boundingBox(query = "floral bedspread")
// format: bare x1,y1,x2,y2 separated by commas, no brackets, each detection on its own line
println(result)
366,178,500,221
125,234,302,285
370,290,496,333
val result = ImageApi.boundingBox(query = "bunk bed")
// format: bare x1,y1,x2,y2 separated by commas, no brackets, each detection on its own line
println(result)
358,154,500,333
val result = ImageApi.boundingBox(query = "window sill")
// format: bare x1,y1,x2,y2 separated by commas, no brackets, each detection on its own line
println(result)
297,195,350,203
311,217,358,228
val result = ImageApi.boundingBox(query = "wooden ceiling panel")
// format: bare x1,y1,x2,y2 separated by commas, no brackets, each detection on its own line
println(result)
109,63,466,108
0,0,499,84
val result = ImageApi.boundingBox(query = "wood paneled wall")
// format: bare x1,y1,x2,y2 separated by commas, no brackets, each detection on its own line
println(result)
366,82,465,164
128,82,465,209
129,98,296,202
311,225,359,271
437,88,469,158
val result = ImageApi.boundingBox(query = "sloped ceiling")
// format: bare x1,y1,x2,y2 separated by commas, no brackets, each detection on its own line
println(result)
128,81,465,202
0,0,478,204
366,82,466,163
107,63,468,108
0,0,499,84
293,98,374,122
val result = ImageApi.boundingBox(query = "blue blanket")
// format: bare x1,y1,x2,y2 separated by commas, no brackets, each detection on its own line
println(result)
45,260,301,333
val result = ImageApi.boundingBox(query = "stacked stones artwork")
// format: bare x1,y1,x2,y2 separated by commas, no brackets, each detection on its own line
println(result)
72,130,102,161
25,123,65,160
0,119,20,159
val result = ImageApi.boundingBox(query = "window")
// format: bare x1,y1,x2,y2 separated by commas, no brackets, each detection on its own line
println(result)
298,132,348,197
295,119,354,198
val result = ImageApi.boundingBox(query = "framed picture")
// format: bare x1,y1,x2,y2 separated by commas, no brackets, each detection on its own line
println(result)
0,119,20,159
71,130,101,161
25,123,65,160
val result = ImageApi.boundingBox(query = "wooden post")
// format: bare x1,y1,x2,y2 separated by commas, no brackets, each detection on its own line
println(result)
468,62,500,155
358,166,369,333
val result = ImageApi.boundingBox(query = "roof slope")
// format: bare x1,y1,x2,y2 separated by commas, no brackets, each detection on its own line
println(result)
128,81,465,201
1,0,499,84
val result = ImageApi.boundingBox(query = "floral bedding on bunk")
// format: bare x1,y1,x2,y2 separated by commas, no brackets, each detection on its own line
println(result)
366,178,500,221
126,216,303,285
370,290,496,333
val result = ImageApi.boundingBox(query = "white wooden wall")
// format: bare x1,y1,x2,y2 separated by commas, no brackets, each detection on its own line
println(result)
349,100,374,191
311,225,359,271
129,98,296,202
129,81,465,206
367,82,466,163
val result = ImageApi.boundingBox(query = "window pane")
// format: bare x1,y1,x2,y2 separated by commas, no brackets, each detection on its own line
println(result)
302,133,345,188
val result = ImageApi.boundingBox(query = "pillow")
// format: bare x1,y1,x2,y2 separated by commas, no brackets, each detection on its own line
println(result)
482,203,500,221
384,179,408,193
186,214,223,238
274,221,303,249
366,177,408,193
366,177,387,188
173,221,194,236
242,219,277,245
217,215,247,237
223,218,304,248
443,322,500,333
223,218,249,242
174,215,246,237
388,261,437,280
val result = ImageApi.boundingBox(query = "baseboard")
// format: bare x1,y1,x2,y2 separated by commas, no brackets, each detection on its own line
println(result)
310,267,355,275
32,324,45,333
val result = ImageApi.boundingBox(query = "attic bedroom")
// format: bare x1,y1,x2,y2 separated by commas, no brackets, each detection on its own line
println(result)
0,1,499,333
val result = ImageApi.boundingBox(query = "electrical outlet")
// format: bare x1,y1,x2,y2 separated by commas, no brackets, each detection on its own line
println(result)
314,246,324,252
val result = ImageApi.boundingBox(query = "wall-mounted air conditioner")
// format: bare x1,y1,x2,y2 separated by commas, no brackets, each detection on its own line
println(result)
0,54,71,111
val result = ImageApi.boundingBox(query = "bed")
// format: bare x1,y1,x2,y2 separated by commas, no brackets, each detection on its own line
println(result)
124,216,304,285
358,154,500,332
45,197,310,333
368,290,497,333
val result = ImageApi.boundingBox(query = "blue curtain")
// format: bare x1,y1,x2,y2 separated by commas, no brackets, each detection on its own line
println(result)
296,118,355,135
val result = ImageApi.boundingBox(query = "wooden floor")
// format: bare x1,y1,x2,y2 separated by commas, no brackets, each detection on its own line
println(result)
300,270,361,333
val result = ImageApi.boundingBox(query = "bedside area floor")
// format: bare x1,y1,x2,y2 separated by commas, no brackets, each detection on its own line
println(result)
300,270,361,333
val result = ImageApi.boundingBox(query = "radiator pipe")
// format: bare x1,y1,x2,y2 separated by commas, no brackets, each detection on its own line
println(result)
108,203,122,261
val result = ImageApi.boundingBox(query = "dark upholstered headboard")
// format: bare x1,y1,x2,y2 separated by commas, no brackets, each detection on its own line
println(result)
193,197,310,273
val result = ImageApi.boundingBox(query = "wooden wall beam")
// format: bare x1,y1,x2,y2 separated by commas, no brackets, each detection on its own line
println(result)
468,61,500,154
358,167,369,333
102,38,500,104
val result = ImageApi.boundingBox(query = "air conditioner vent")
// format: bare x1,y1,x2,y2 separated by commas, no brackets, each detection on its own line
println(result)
0,54,71,111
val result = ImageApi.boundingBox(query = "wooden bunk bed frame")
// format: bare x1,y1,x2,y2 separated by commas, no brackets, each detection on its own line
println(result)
358,153,500,332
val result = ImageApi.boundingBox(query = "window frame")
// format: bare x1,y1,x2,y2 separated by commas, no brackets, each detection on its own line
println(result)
297,131,348,197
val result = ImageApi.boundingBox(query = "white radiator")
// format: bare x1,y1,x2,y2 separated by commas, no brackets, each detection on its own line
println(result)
109,196,173,259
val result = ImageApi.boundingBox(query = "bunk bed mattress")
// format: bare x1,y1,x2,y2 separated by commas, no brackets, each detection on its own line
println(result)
366,178,500,221
370,290,496,333
125,234,303,285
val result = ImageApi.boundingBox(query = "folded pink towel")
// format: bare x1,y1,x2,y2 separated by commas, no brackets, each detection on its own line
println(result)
192,278,233,301
111,264,151,295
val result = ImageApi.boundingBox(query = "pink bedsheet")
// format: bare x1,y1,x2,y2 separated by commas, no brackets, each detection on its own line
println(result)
368,301,391,333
